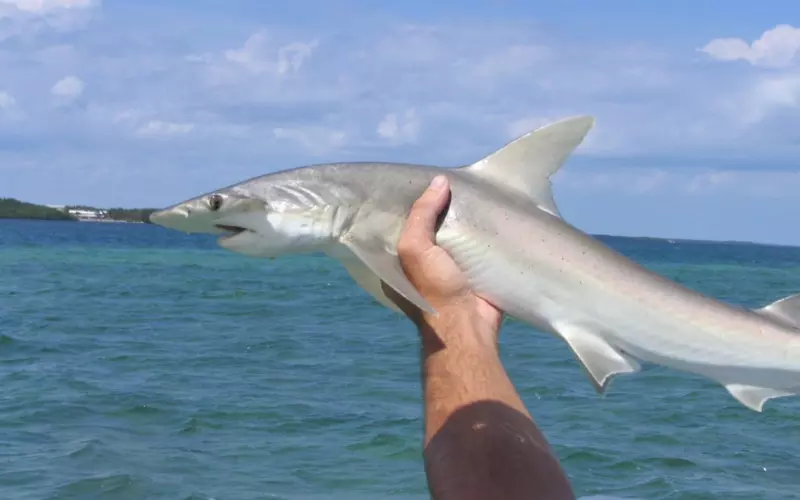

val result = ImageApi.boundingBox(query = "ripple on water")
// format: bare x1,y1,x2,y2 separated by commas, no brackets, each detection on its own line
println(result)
48,474,142,500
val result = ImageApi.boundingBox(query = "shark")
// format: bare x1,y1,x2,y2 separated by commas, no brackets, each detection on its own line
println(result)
150,116,800,412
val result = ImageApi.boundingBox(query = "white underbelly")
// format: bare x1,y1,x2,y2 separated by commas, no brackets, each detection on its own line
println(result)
440,226,797,381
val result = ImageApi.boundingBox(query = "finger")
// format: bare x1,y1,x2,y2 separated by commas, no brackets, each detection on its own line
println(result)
401,175,450,250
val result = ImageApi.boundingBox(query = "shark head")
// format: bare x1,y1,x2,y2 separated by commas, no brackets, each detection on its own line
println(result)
150,175,339,258
149,187,270,254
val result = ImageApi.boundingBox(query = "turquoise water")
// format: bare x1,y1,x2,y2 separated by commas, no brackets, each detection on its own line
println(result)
2,219,799,499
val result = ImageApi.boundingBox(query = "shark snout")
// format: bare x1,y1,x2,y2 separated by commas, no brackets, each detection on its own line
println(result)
150,206,222,234
149,207,187,229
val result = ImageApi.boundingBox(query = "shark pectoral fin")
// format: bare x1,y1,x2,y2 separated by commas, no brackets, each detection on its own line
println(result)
556,323,641,393
339,257,404,313
756,293,800,329
723,383,796,412
461,115,595,218
341,237,436,315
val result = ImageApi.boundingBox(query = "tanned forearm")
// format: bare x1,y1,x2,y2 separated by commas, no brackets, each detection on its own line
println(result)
418,310,575,500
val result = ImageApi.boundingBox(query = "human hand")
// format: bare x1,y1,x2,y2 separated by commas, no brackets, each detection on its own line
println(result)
383,175,503,347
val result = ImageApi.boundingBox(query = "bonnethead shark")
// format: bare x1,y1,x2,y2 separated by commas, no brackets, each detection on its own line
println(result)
150,116,800,412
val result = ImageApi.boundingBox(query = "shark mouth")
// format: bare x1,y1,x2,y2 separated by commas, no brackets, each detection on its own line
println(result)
215,224,249,240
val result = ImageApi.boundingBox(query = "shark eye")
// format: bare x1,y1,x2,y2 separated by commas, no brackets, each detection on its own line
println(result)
208,194,224,211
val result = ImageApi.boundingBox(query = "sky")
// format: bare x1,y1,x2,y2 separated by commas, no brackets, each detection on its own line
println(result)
2,1,800,245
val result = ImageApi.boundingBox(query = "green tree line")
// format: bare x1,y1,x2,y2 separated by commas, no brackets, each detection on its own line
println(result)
0,198,76,220
1,198,158,223
106,208,157,223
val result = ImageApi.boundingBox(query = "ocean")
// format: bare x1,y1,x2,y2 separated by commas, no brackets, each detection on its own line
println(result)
2,219,798,499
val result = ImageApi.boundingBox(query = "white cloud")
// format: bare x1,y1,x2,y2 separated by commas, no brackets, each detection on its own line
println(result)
220,29,318,75
377,109,420,144
276,42,317,74
0,91,15,109
734,74,800,126
698,24,800,133
0,0,94,14
273,125,347,155
701,24,800,68
0,90,24,120
50,75,84,100
0,0,98,40
185,29,324,110
684,170,737,193
135,120,195,137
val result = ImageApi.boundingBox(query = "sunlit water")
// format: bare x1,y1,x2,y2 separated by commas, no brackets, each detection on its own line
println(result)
2,219,799,499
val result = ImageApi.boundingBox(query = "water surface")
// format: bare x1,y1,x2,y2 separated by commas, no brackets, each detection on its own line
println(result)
2,219,799,499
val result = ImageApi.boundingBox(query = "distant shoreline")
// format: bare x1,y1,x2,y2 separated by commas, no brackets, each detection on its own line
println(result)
76,218,146,224
0,217,145,224
0,197,155,224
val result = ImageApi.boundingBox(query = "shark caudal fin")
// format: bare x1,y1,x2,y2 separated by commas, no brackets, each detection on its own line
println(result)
461,115,595,218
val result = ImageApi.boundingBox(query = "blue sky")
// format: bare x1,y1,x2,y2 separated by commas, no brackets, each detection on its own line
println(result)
2,1,800,244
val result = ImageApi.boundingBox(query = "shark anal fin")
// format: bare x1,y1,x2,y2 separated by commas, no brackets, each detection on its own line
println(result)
340,235,436,315
555,322,641,393
461,116,595,218
756,293,800,329
723,383,795,412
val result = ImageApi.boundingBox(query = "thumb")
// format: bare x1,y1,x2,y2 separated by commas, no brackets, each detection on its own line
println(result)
401,175,451,250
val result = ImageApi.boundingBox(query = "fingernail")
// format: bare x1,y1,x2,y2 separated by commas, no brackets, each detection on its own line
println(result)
430,175,447,190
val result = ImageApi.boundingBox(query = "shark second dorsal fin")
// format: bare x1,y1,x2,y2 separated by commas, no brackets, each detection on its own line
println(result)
461,115,595,217
756,293,800,329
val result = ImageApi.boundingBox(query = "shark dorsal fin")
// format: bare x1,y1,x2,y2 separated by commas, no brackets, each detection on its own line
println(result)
461,115,595,217
757,293,800,329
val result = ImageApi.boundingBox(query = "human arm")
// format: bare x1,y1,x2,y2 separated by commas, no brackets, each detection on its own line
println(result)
385,175,575,500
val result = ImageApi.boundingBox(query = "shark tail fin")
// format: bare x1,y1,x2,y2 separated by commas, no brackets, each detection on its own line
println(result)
756,293,800,329
460,115,595,218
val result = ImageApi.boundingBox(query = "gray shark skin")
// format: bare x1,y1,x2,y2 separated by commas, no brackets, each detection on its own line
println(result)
151,116,800,412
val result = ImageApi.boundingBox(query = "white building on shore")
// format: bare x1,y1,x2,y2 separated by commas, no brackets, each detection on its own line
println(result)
67,208,109,220
43,204,119,222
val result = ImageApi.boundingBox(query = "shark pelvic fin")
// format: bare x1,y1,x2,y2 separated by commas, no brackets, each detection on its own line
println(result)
555,322,641,393
461,115,595,218
756,293,800,329
723,383,796,412
340,235,436,315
